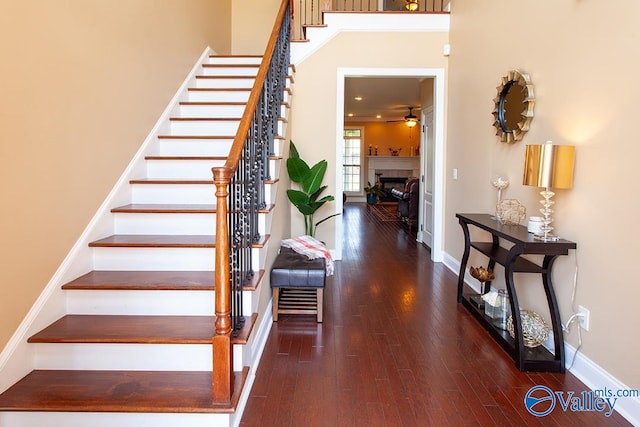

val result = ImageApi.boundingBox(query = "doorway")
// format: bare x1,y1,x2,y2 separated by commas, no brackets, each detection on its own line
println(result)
335,67,445,262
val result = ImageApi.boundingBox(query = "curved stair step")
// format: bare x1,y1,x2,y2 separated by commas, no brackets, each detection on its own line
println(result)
0,368,248,413
62,269,265,292
28,314,257,345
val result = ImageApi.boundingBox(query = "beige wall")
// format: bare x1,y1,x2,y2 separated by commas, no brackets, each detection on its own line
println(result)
447,1,640,388
291,31,448,246
231,0,282,54
0,0,231,351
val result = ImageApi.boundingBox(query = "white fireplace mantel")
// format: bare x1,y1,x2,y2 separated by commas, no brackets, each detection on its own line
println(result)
367,156,420,185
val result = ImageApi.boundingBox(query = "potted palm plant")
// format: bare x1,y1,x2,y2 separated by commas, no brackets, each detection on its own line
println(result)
364,181,385,204
286,141,340,237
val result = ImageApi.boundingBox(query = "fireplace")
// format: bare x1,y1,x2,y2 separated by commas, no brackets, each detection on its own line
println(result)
378,176,408,202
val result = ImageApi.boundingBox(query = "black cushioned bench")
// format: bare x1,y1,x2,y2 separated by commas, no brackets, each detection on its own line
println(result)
270,247,326,322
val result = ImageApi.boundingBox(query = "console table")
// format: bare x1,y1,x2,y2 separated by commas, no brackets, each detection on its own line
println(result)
456,213,576,372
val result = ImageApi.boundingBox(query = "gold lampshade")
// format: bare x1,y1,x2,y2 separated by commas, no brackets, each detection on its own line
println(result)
523,143,575,189
405,0,419,11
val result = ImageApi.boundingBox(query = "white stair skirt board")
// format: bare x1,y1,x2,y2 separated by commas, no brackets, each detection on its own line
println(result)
0,45,289,426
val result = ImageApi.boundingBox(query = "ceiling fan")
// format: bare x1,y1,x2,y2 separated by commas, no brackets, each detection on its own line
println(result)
387,106,420,127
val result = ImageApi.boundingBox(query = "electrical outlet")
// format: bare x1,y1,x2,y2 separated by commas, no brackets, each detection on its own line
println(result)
577,305,590,331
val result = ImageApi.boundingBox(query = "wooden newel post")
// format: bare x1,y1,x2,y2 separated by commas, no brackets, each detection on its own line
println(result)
212,166,233,403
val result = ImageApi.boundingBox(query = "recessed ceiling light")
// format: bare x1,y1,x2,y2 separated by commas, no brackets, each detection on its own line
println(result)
347,113,354,117
376,114,382,119
354,96,363,101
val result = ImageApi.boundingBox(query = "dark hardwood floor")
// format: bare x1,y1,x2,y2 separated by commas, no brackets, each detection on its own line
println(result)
240,204,630,426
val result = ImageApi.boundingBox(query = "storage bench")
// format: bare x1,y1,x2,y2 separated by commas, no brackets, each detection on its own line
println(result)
270,247,326,322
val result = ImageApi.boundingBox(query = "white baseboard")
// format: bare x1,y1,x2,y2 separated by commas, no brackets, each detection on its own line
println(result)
231,301,273,427
442,251,638,425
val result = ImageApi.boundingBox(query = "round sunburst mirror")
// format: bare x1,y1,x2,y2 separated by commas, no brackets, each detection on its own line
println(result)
492,70,535,144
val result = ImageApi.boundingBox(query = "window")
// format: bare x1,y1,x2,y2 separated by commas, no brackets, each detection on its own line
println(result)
343,128,363,193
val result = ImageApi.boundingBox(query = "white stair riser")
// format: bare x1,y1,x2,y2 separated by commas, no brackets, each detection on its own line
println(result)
92,247,262,271
32,343,246,372
33,343,214,371
185,88,289,104
92,247,216,271
132,184,215,204
187,90,251,103
178,104,246,118
114,213,267,236
201,66,258,76
146,159,226,179
169,120,285,136
67,290,215,315
0,412,231,427
195,77,254,89
158,139,234,156
170,120,239,135
131,183,277,207
208,56,261,65
65,289,256,316
114,213,215,235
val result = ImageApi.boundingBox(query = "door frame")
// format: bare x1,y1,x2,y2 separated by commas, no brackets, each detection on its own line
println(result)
335,67,445,262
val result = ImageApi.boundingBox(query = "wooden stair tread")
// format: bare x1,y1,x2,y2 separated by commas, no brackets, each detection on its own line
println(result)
61,269,265,291
144,155,227,160
28,313,257,344
29,315,217,344
195,75,255,79
110,203,274,214
88,234,269,248
157,134,235,139
111,204,216,213
62,270,214,290
88,234,216,248
0,368,248,413
187,88,251,92
129,178,279,186
129,178,213,184
170,117,241,121
179,101,247,106
202,64,259,68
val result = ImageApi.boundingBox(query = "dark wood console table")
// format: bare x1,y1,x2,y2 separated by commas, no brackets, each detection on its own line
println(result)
456,213,576,373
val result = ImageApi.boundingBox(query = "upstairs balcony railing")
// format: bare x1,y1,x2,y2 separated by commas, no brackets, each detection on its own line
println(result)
293,0,450,40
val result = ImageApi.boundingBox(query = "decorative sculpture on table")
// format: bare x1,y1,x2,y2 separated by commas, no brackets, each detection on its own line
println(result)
491,175,509,219
469,266,495,308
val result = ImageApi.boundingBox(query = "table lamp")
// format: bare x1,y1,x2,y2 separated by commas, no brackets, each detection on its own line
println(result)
522,141,575,241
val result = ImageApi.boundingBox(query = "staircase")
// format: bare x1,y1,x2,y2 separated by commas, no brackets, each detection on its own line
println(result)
0,51,292,427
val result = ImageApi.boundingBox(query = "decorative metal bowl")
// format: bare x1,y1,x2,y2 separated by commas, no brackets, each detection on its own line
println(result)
506,309,550,348
496,199,526,225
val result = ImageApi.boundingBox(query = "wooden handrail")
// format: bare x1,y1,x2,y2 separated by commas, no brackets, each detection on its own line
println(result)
211,0,292,404
219,0,292,176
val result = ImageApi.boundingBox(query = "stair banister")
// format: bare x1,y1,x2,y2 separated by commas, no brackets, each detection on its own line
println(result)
211,0,292,404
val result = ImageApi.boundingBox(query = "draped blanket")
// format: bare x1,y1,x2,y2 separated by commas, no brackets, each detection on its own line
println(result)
281,235,334,276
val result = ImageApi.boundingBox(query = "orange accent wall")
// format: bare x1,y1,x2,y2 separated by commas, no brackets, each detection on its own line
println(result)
346,121,420,157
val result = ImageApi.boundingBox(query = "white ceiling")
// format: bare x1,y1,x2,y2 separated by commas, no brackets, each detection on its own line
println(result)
344,76,426,123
